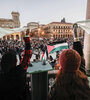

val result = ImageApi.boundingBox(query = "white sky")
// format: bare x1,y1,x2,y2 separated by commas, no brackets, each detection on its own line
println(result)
0,0,87,27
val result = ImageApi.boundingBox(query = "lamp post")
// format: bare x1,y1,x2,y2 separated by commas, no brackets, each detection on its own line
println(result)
73,23,79,41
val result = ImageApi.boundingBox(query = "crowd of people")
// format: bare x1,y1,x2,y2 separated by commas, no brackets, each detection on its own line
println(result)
0,30,32,100
0,36,73,64
0,29,90,100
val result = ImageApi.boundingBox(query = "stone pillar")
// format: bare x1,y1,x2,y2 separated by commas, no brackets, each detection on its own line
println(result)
84,33,90,75
84,0,90,75
86,0,90,19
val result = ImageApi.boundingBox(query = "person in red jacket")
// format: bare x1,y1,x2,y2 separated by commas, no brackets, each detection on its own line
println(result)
0,29,32,100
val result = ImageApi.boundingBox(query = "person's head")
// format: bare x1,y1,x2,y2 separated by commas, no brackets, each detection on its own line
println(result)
73,41,83,57
59,49,81,72
55,49,90,98
1,50,17,73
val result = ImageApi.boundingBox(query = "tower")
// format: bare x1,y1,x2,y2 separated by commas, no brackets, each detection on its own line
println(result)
11,12,20,28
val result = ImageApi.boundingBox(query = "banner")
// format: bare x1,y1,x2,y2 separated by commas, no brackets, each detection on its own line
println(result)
0,27,27,38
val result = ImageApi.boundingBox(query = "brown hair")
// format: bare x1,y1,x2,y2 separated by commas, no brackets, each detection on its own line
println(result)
59,49,81,72
55,70,90,100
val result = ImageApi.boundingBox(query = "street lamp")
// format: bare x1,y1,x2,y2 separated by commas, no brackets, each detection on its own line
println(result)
42,31,44,35
38,28,41,31
38,28,41,37
73,23,79,41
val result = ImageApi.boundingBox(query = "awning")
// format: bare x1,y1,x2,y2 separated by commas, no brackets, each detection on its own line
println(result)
77,19,90,34
0,27,27,38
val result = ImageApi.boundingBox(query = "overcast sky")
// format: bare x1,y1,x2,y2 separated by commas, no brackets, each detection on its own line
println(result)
0,0,87,27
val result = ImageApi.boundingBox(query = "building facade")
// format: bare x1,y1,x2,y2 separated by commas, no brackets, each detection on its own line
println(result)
27,22,39,32
77,26,85,38
42,22,73,39
0,11,21,40
42,22,85,39
0,12,20,28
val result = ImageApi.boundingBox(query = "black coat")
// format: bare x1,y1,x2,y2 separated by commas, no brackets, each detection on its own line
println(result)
0,37,31,100
0,65,26,100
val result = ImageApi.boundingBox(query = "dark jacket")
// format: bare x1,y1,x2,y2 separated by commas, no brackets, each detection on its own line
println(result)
0,66,26,100
0,37,31,100
73,41,86,74
80,57,86,74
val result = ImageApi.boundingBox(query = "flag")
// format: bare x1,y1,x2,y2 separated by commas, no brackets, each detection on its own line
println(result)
47,42,68,54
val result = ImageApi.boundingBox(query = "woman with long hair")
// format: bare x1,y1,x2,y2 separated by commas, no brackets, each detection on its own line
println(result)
49,49,90,100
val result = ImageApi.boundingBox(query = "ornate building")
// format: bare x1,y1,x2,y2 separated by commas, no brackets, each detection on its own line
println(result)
41,19,73,39
42,19,85,39
0,12,20,28
48,22,73,38
30,20,73,39
77,26,85,38
0,11,21,40
27,22,39,32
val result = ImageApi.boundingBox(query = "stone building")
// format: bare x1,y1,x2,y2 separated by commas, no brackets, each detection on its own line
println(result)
30,20,73,39
77,26,85,38
41,20,73,39
0,11,21,40
27,22,39,32
42,20,85,39
24,19,85,39
0,11,20,28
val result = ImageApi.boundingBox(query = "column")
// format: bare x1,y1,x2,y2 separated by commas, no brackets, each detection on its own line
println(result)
86,0,90,19
84,0,90,75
